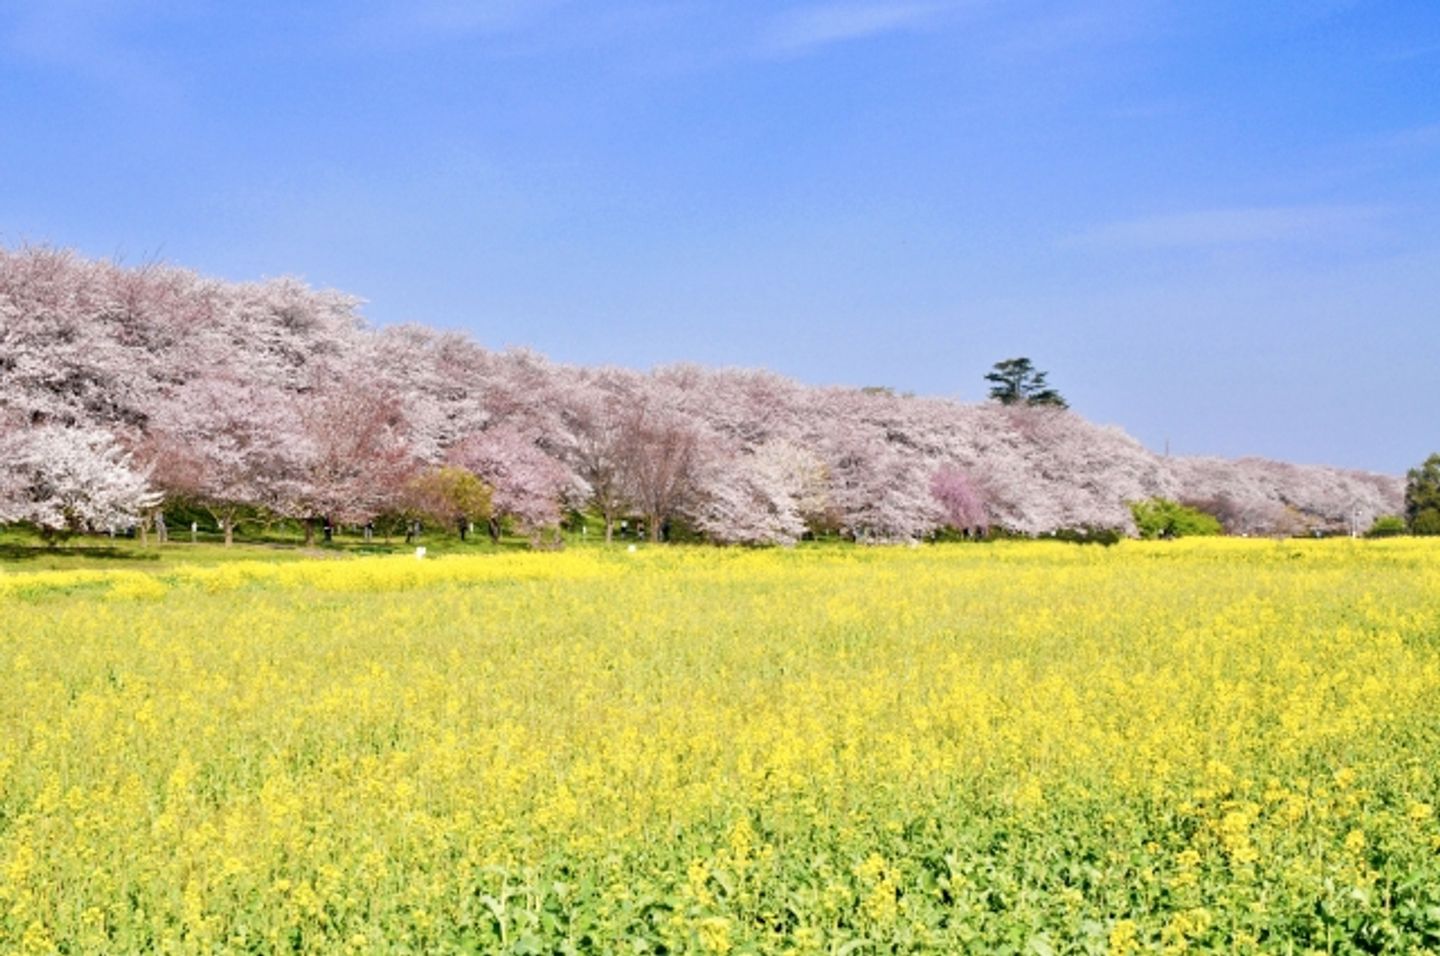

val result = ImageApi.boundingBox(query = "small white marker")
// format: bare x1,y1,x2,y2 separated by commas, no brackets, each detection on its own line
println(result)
627,544,637,553
415,547,427,559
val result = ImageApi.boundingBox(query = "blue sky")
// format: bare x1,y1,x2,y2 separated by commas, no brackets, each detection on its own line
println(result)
2,1,1437,473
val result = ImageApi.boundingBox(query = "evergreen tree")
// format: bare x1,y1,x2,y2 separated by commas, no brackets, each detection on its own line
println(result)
1406,452,1440,535
985,358,1067,408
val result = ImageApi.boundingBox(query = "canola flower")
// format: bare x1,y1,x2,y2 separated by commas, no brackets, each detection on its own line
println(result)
1,539,1439,952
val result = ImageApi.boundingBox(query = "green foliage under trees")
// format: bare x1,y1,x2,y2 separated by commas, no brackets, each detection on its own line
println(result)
1406,453,1440,536
407,466,493,539
985,357,1068,408
1366,515,1407,538
1051,526,1123,546
1130,498,1223,539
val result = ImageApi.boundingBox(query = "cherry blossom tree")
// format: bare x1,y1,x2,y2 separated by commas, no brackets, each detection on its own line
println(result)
1166,456,1400,536
0,243,1410,549
615,398,704,543
808,396,938,541
0,424,159,540
371,324,489,460
964,405,1163,534
450,426,575,542
558,368,643,542
220,277,364,385
656,365,808,448
478,348,573,447
145,376,311,545
0,412,26,520
0,247,141,428
690,440,826,545
289,371,419,545
930,464,988,536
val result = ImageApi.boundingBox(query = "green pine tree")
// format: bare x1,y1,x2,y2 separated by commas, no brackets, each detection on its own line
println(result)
984,357,1068,408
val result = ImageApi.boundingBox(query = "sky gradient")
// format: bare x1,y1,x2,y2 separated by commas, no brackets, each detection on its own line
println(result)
2,1,1437,473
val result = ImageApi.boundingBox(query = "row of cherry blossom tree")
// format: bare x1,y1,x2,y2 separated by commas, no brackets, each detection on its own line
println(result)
0,246,1404,545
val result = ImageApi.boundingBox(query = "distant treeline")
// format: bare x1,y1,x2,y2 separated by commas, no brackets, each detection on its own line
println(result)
0,246,1402,545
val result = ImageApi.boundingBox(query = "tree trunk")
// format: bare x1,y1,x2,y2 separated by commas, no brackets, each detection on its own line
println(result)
604,515,613,544
223,517,234,547
649,514,662,543
488,516,501,544
304,517,316,548
139,517,149,547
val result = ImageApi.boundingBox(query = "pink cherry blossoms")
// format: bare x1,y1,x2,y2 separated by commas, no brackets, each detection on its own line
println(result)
0,246,1405,544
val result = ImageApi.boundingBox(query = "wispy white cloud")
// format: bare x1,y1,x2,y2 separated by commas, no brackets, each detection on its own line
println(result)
1066,204,1392,250
758,2,944,57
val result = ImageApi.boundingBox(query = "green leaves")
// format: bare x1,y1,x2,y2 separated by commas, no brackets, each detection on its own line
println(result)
984,358,1069,409
1129,498,1223,539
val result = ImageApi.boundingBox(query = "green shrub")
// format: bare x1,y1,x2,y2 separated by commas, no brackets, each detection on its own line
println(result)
1413,509,1440,537
1366,515,1407,538
1051,526,1123,546
1130,498,1223,539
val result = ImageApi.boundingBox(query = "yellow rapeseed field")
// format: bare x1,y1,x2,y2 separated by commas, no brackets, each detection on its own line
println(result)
2,539,1440,953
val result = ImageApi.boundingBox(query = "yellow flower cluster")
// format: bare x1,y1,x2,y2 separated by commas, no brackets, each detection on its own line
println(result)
2,538,1439,951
